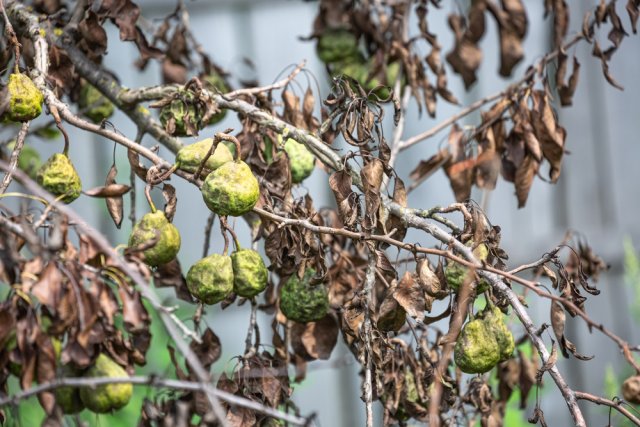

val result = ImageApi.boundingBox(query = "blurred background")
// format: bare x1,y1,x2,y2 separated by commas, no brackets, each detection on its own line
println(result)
2,0,640,425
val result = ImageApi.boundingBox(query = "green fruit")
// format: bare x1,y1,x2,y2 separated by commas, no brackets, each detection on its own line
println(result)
316,30,361,64
79,354,132,413
283,138,315,183
128,211,181,266
55,364,85,414
445,242,490,293
176,139,233,175
280,269,329,323
186,254,234,304
481,306,514,362
159,90,203,137
454,317,501,374
6,141,41,179
201,160,260,217
231,249,268,298
36,153,82,203
78,84,114,123
203,73,229,125
5,73,43,122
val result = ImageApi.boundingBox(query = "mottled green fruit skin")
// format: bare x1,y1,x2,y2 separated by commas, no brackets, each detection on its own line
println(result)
79,354,132,413
55,364,85,414
7,141,41,179
280,269,329,323
186,254,233,304
201,161,259,217
203,73,229,125
78,84,114,123
6,73,43,122
128,211,181,266
176,139,233,174
231,249,268,298
454,318,501,374
316,30,360,64
283,138,315,183
36,153,82,203
481,306,514,361
445,243,490,293
159,92,201,137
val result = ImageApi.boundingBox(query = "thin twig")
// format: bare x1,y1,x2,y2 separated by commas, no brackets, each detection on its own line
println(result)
574,391,640,426
0,121,30,194
224,61,306,98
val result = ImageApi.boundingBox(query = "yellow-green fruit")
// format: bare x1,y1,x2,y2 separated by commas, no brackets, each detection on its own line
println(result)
6,73,43,122
280,269,329,323
79,354,132,413
622,376,640,404
201,161,259,217
445,242,490,293
283,138,315,183
176,139,233,175
6,141,41,179
78,84,114,123
231,249,268,298
186,254,233,304
159,91,202,137
55,364,85,414
128,211,181,266
36,153,82,203
203,73,229,125
454,317,501,374
316,30,361,64
481,306,514,361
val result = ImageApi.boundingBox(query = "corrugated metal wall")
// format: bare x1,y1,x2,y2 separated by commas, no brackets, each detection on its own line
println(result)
22,0,639,425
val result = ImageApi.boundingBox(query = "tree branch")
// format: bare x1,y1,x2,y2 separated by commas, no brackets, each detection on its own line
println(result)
574,391,640,426
0,121,29,194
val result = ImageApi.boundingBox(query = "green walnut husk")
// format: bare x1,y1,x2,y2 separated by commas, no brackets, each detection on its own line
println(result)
176,139,233,175
186,254,234,304
283,138,315,183
5,73,43,122
79,354,132,413
333,60,401,99
159,90,203,137
78,83,114,123
231,249,268,298
316,29,361,64
201,160,260,217
445,242,490,293
280,269,329,323
454,317,501,374
6,141,41,180
128,211,181,266
203,73,230,125
55,364,85,414
36,153,82,203
481,306,515,362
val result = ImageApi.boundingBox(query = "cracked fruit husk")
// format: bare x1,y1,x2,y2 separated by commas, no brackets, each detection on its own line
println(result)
203,73,229,125
78,83,114,123
231,249,268,298
55,364,85,414
481,306,514,362
280,269,329,323
176,139,233,175
159,91,202,137
6,141,41,179
79,354,132,413
201,160,259,217
36,153,82,203
316,29,361,64
445,242,490,293
283,138,315,183
128,211,181,266
623,376,640,404
5,73,43,122
454,317,501,374
186,254,233,304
